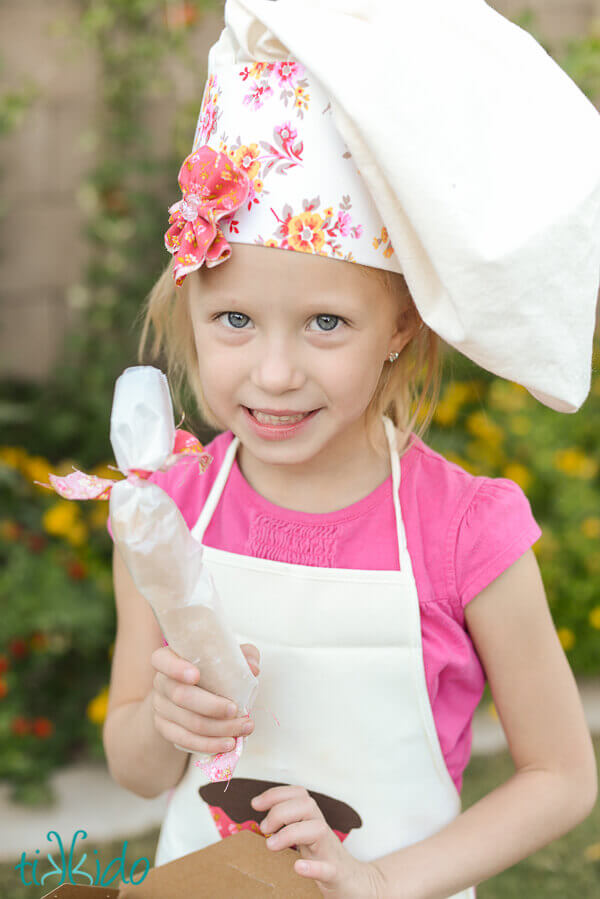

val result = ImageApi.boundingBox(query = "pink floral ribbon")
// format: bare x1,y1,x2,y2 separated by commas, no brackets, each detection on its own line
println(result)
164,145,251,286
33,428,213,500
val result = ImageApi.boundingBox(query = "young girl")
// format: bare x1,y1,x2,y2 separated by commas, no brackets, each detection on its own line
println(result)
103,2,600,897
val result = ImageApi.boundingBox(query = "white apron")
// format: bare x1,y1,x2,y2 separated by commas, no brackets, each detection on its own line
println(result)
154,415,476,898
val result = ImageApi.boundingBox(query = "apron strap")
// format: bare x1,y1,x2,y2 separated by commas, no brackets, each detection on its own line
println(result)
382,415,408,565
191,432,240,543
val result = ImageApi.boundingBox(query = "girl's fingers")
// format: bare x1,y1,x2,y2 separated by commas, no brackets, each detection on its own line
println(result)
151,646,199,685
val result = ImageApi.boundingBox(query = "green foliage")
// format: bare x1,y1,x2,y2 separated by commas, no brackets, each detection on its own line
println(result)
427,336,600,685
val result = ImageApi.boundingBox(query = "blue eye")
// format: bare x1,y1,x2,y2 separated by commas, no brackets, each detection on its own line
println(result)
214,312,346,331
310,314,341,332
217,312,250,329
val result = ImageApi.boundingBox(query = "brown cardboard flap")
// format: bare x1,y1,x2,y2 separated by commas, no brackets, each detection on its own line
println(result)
118,831,320,898
39,831,320,898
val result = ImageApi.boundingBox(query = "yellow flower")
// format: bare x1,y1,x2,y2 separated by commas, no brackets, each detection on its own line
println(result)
21,455,56,491
589,607,600,630
581,517,600,539
488,381,528,412
0,446,28,469
487,701,498,721
553,448,598,479
557,627,575,651
43,501,80,537
446,381,480,404
466,410,505,447
433,399,458,426
65,521,89,548
502,463,532,491
87,686,109,725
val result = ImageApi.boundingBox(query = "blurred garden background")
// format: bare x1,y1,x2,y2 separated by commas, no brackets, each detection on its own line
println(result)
0,0,599,895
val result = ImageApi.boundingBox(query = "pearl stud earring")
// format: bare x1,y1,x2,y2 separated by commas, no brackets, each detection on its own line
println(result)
388,352,399,362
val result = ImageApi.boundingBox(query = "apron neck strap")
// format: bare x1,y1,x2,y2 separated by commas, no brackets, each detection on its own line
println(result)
192,416,408,567
382,415,408,564
192,431,240,542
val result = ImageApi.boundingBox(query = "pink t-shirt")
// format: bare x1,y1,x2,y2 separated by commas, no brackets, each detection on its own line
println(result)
108,429,542,793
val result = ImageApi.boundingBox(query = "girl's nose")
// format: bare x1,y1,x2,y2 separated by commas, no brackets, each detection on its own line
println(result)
251,344,304,393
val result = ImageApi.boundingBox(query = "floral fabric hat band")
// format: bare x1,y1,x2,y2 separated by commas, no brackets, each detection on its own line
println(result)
164,0,600,415
164,57,402,286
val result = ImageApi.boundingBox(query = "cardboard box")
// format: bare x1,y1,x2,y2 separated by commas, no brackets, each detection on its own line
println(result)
40,830,321,897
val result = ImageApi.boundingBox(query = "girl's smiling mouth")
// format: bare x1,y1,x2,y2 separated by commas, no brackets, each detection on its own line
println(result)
241,406,321,440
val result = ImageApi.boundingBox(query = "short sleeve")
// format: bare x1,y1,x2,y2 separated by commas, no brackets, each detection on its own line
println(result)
453,477,543,609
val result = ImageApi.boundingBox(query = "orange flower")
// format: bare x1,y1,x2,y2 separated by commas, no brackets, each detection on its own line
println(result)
0,519,23,541
32,717,53,739
287,211,325,254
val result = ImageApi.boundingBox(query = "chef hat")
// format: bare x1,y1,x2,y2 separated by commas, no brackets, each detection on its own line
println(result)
164,0,600,413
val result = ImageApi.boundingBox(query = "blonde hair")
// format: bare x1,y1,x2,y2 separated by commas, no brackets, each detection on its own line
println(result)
136,254,443,461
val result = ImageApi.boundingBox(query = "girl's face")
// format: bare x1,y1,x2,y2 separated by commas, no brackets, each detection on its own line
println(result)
187,243,416,474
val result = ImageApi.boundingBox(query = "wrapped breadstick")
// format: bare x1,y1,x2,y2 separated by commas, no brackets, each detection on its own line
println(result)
109,366,259,726
35,364,259,780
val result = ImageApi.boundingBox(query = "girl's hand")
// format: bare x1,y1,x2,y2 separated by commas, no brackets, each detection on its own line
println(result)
251,785,385,898
149,644,259,754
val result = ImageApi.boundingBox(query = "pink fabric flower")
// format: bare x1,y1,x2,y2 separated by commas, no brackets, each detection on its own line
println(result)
164,145,251,286
33,429,213,500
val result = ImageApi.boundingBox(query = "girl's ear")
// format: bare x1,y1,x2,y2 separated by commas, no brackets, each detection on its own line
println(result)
393,301,422,345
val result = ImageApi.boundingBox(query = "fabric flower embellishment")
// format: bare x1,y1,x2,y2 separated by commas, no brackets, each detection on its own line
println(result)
164,145,251,286
33,429,213,500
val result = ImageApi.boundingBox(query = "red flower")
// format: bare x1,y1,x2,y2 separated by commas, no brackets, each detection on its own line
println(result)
11,716,30,736
0,679,7,699
26,532,48,553
67,560,87,580
32,717,53,739
0,655,9,675
8,638,28,659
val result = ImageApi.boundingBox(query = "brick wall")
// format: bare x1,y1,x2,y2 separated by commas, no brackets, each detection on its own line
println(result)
0,0,598,381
